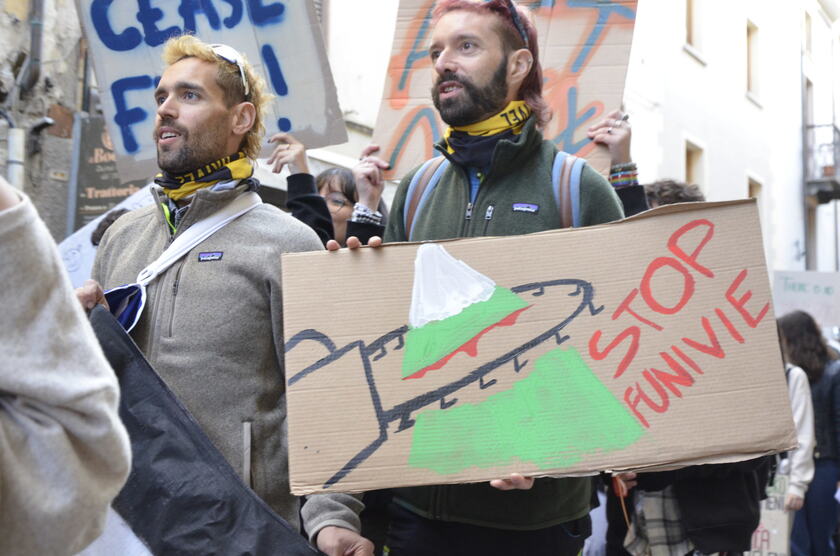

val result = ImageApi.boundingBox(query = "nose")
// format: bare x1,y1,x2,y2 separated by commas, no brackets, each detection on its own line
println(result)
434,47,457,77
156,93,177,120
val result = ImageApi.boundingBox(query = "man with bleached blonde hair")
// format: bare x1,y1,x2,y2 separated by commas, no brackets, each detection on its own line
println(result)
77,35,372,555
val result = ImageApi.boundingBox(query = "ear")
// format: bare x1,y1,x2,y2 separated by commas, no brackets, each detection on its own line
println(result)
231,102,256,137
507,48,533,90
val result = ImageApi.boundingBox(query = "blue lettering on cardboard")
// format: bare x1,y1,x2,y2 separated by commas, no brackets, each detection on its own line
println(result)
137,0,181,47
261,44,288,96
398,7,433,92
567,0,636,73
219,0,244,28
552,87,597,155
246,0,284,27
179,0,222,33
90,0,142,51
112,75,155,153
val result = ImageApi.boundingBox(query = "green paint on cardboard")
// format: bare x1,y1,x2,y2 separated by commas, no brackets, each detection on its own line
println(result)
408,347,645,474
402,286,528,378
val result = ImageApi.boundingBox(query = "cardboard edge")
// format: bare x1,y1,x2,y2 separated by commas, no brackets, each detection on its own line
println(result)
280,199,759,260
290,445,795,496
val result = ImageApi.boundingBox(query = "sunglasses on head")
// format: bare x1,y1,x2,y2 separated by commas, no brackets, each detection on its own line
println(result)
209,43,250,97
504,0,530,50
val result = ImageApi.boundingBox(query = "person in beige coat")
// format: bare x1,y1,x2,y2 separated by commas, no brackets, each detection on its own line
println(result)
0,175,131,556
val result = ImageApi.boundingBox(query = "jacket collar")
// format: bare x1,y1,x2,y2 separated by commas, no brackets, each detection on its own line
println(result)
151,181,254,239
435,114,544,178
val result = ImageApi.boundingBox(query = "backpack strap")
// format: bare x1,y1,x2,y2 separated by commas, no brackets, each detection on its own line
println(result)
551,151,585,229
403,156,449,241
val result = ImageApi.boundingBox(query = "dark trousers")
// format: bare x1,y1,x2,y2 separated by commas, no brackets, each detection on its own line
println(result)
792,458,840,556
384,502,590,556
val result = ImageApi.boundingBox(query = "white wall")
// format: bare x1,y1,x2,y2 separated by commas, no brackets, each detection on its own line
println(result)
622,0,839,272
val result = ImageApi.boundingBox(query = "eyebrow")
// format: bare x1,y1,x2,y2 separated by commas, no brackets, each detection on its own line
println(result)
153,81,207,98
430,33,483,50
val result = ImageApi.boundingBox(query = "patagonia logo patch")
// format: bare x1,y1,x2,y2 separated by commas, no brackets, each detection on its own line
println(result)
198,252,223,262
512,203,539,214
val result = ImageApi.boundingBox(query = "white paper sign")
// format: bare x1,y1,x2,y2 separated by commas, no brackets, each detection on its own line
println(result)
59,184,154,288
773,270,840,328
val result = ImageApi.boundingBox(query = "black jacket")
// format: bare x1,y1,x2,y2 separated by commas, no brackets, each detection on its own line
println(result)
606,459,767,555
811,360,840,460
286,173,334,245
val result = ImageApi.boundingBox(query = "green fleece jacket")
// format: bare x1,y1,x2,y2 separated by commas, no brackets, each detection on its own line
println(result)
384,117,624,530
385,117,623,243
93,183,362,539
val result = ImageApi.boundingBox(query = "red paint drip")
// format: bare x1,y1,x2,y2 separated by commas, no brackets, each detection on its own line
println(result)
403,305,532,380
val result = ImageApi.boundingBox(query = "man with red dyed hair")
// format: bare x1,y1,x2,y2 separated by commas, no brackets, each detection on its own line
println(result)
353,1,626,554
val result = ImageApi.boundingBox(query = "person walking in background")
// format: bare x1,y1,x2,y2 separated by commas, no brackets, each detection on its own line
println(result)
777,323,816,517
779,310,840,556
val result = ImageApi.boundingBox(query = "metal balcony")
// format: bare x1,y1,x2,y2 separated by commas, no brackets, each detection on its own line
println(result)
805,124,840,203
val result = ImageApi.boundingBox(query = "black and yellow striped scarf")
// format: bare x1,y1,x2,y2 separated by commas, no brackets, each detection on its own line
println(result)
442,101,531,171
154,152,254,201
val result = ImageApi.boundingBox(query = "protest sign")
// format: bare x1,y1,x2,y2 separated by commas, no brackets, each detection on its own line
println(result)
372,0,637,179
750,469,792,556
282,200,796,494
773,270,840,328
75,0,346,183
59,184,154,288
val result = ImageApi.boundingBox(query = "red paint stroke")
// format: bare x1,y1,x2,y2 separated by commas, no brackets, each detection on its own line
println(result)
404,305,532,380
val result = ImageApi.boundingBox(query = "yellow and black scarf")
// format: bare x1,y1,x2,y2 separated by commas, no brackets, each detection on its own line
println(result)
443,101,531,171
154,152,254,201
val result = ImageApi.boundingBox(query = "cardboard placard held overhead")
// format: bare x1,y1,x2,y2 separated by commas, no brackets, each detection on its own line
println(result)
76,0,346,183
282,200,796,495
773,270,840,328
372,0,637,179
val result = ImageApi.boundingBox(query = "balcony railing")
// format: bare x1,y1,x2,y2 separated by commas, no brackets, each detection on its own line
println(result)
805,124,840,203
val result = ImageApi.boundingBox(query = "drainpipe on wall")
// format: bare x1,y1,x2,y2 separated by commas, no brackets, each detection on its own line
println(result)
18,0,44,96
0,110,24,190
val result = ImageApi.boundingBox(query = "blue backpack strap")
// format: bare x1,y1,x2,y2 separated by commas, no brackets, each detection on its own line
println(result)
551,150,567,222
552,150,585,228
569,156,585,228
404,156,449,241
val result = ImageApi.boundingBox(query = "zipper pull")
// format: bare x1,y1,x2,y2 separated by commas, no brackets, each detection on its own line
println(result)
485,205,495,220
465,202,473,220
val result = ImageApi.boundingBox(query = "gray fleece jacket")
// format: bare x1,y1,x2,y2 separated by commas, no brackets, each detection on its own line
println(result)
92,183,362,538
0,192,131,556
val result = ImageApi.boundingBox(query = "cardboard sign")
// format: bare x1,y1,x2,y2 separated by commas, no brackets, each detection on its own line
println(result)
372,0,637,179
750,469,792,556
282,200,796,494
773,270,840,328
76,0,347,183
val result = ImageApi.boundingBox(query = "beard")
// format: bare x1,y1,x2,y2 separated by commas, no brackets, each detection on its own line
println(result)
155,120,228,175
432,58,509,127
